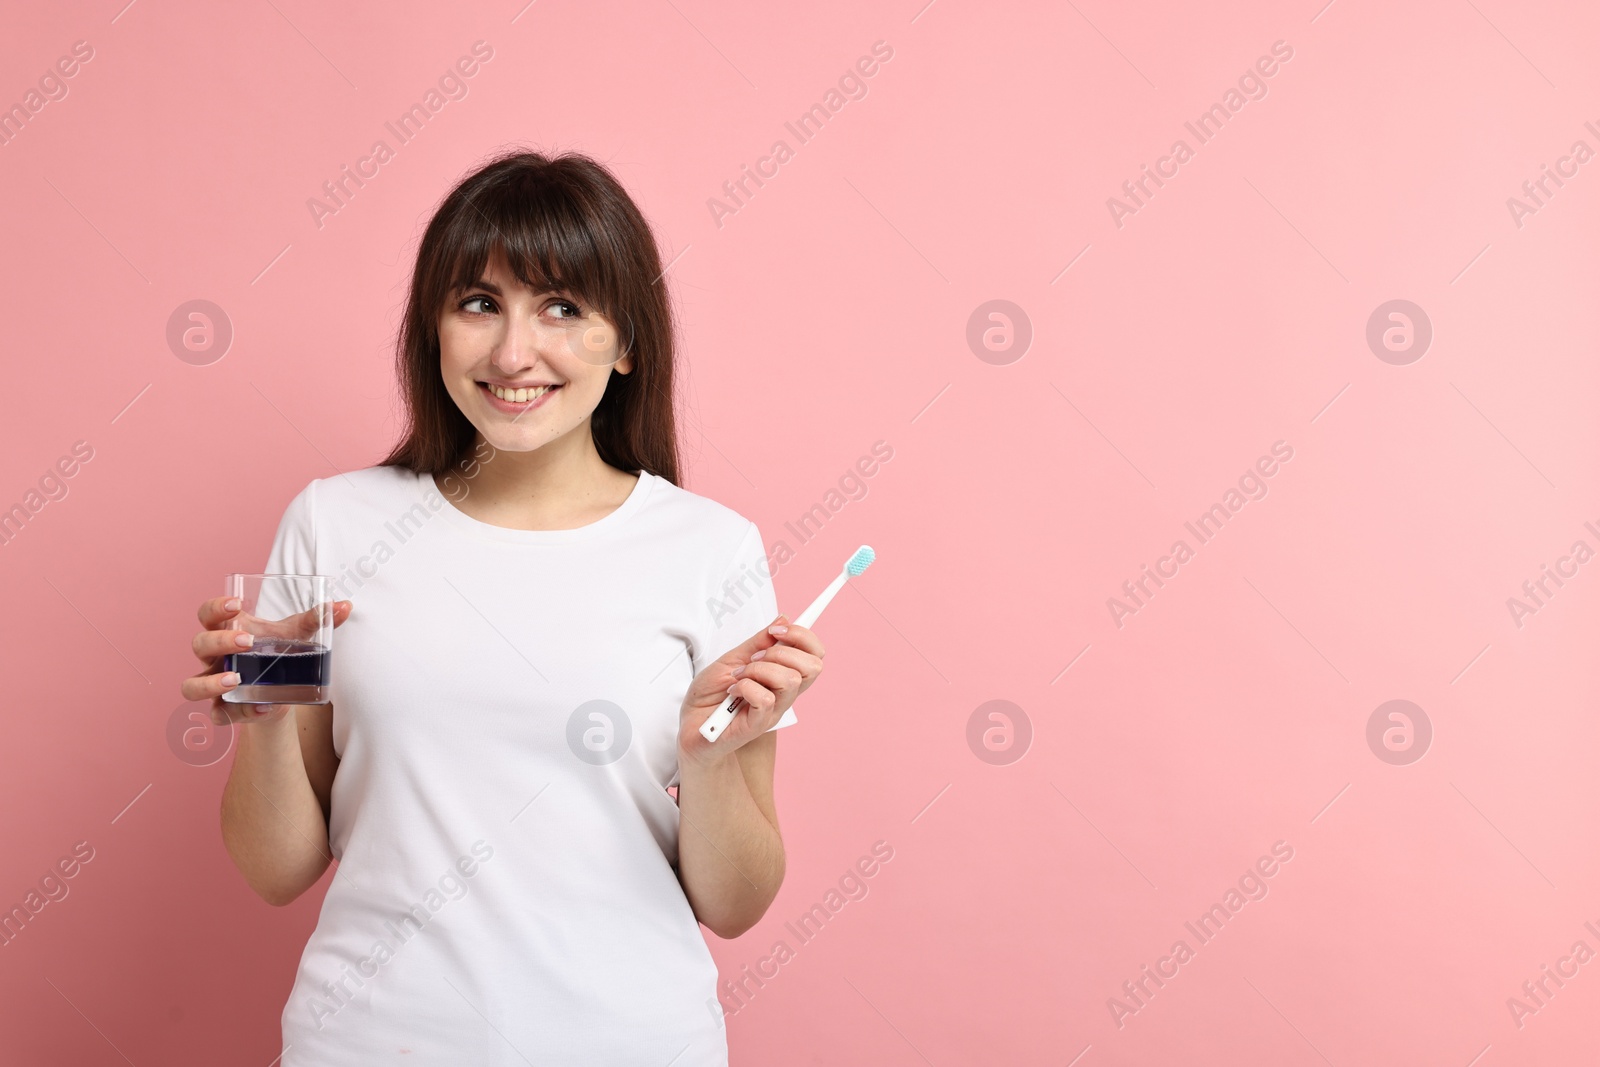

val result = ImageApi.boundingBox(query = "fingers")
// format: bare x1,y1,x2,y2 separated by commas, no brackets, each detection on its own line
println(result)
711,615,787,673
723,676,788,743
193,627,254,663
769,620,824,660
248,599,352,640
731,658,806,697
743,642,820,678
725,678,769,709
180,667,240,703
198,595,243,629
209,699,289,726
728,655,804,709
740,643,819,695
728,676,779,716
707,618,822,681
287,599,351,637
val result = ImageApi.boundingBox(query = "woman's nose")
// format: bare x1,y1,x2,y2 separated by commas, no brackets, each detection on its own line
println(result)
493,309,554,371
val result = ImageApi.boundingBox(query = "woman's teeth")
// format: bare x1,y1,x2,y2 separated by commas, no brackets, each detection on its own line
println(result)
488,383,555,403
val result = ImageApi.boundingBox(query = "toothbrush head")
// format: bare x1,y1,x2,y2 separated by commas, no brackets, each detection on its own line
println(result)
846,545,876,577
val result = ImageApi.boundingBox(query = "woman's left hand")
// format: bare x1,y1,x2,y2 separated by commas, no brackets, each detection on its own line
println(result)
677,615,824,766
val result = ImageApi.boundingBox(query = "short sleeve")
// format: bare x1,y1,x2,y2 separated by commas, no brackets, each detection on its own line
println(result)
255,481,319,620
698,521,797,732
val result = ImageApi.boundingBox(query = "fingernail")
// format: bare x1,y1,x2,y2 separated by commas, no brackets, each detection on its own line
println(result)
222,673,241,686
253,706,270,716
768,624,788,636
750,650,766,661
732,665,746,677
727,683,739,695
224,598,242,612
234,633,255,648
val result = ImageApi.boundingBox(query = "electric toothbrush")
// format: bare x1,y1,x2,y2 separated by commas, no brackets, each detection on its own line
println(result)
698,545,876,742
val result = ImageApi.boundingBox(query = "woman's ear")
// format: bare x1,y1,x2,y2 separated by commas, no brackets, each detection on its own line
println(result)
612,311,637,375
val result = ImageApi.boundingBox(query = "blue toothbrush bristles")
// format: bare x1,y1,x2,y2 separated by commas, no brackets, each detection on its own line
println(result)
846,545,876,576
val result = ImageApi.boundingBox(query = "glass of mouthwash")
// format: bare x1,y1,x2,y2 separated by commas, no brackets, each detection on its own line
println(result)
220,573,334,705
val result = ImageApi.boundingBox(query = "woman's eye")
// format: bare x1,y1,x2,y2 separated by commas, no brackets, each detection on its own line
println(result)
460,295,496,314
548,300,582,320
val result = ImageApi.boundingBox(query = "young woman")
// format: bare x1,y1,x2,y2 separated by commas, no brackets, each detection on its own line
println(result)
181,150,822,1065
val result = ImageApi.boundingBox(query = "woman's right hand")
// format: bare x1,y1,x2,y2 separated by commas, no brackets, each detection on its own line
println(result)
182,595,353,725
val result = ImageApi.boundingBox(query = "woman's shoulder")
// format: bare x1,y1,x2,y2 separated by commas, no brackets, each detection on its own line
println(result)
639,472,763,550
282,464,424,522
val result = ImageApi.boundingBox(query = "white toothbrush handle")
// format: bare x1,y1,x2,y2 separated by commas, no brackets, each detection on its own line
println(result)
698,567,847,742
698,691,746,742
793,570,846,629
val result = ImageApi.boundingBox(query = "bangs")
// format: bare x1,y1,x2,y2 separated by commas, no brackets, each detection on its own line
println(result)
436,168,624,323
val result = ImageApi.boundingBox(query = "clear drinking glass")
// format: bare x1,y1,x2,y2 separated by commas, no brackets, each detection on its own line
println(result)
220,573,334,705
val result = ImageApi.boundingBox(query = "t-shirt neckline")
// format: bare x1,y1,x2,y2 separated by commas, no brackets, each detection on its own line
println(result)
416,466,655,545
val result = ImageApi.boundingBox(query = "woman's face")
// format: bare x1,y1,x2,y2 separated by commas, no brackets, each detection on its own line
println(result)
437,249,632,456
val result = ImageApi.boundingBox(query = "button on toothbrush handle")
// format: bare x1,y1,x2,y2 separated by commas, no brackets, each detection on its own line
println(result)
699,693,743,742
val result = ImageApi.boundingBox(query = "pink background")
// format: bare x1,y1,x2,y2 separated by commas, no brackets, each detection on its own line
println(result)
2,0,1597,1062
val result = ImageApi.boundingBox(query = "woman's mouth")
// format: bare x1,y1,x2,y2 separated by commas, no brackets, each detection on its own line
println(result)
479,381,561,414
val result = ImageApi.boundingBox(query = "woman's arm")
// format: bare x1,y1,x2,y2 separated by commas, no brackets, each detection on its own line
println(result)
185,595,348,907
676,731,785,938
219,703,340,906
676,615,821,938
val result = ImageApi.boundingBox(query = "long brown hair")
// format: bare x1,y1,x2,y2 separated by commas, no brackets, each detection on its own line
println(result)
380,149,681,485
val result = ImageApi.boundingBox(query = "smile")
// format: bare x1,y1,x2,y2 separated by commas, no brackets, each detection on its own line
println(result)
479,381,560,413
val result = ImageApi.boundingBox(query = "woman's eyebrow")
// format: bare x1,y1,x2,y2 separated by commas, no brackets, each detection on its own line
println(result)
455,278,572,298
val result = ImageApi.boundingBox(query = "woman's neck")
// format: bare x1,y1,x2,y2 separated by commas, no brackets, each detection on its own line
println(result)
437,431,638,532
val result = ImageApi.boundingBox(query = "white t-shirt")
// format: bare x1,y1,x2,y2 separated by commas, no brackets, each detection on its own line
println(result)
262,463,794,1066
